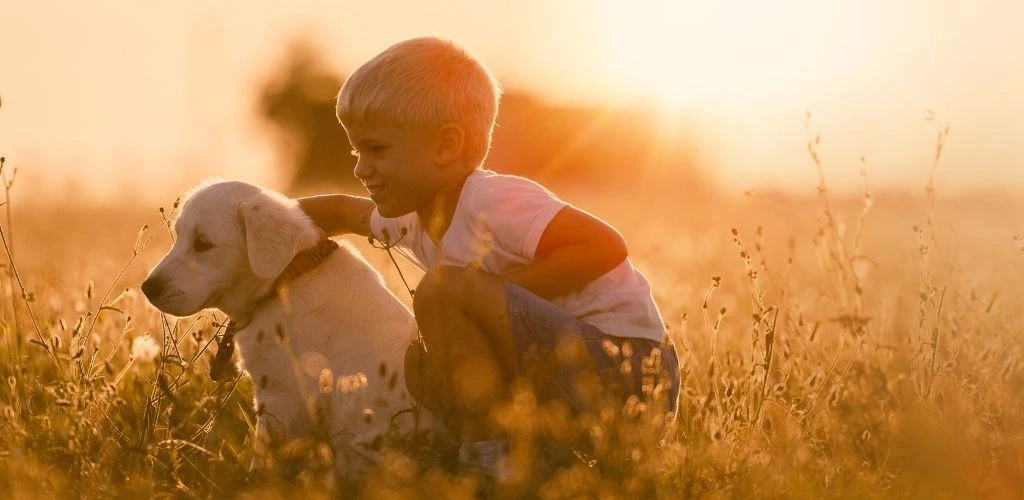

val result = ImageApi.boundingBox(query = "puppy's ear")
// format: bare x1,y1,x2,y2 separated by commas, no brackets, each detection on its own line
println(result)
239,191,321,280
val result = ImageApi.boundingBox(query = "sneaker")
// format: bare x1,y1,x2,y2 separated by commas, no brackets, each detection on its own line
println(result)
458,439,510,478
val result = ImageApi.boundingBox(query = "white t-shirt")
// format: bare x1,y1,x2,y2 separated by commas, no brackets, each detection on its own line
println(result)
369,169,666,342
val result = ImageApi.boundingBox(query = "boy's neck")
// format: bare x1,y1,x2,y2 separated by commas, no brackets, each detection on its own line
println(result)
419,169,475,245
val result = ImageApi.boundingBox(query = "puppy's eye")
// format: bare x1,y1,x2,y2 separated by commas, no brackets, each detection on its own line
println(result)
193,235,213,253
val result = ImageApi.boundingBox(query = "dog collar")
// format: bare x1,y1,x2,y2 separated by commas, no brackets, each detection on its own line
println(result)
270,238,340,294
209,238,340,382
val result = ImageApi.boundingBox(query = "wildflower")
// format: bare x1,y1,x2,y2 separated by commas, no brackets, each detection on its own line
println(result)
130,335,160,362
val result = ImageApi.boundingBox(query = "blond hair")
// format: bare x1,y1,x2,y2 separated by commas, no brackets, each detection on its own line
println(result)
336,37,502,168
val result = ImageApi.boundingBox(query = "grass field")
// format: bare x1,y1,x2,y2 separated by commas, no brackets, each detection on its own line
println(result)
1,137,1023,499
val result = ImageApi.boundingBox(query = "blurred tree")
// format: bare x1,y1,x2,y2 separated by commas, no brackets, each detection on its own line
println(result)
258,42,354,194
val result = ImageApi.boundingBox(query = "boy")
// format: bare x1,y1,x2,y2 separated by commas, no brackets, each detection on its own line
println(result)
298,37,678,470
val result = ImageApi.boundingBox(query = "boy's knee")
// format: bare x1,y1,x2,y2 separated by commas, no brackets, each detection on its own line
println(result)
414,266,473,310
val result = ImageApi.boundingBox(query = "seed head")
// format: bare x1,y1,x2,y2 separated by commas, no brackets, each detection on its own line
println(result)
319,368,334,394
602,339,621,358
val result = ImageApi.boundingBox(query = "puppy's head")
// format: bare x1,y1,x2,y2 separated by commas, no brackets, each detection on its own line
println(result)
141,180,322,318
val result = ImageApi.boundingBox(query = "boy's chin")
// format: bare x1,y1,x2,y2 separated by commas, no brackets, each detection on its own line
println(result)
374,201,413,219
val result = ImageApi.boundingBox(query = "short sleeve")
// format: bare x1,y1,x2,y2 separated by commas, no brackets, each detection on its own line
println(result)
474,175,568,259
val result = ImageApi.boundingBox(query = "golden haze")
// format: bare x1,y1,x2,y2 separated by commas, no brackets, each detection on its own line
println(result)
0,0,1022,203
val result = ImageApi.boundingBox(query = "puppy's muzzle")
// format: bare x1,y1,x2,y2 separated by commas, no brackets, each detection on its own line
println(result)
141,276,168,302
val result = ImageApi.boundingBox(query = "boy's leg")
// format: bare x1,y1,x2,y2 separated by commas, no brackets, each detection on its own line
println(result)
405,265,517,439
404,265,679,439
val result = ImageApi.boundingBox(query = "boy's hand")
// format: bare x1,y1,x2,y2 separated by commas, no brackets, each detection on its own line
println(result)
502,206,627,300
297,194,375,238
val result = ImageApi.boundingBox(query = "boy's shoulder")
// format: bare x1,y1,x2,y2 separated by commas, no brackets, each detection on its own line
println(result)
465,168,556,200
460,169,566,228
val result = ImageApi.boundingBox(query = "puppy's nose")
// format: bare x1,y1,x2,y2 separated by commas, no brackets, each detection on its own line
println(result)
141,277,165,301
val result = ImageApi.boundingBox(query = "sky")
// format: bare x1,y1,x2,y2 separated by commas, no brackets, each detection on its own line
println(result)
0,0,1022,203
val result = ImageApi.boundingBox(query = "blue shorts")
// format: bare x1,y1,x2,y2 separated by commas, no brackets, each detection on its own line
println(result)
505,283,679,415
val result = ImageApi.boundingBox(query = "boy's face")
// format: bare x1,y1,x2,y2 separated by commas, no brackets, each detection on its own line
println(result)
345,118,445,218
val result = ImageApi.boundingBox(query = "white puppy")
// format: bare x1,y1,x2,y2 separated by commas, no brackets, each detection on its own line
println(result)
141,180,422,473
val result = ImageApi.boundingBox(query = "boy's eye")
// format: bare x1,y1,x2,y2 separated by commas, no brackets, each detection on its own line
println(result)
352,145,387,157
193,234,213,253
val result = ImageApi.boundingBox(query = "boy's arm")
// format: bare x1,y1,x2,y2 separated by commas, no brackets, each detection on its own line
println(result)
297,194,375,238
501,206,628,300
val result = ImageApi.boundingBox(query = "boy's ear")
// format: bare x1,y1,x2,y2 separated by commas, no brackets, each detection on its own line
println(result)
433,123,465,165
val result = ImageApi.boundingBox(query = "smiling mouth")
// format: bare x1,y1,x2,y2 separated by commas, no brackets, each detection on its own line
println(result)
364,184,387,197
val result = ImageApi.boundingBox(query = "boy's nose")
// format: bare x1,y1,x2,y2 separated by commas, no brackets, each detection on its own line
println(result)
353,157,374,180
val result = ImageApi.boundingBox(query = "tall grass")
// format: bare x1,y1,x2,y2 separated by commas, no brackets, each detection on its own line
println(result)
1,119,1023,498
